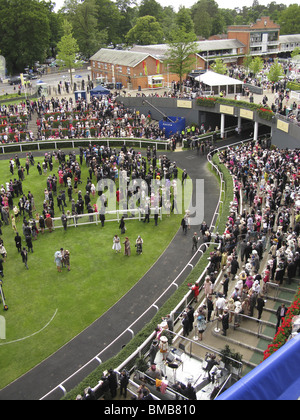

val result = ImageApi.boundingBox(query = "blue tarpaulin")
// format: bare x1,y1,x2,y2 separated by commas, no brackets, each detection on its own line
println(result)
90,85,110,97
216,333,300,400
159,116,185,138
74,91,87,101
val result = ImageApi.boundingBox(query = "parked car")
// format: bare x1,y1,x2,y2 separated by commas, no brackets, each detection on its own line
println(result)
24,73,38,80
49,60,59,67
9,76,21,85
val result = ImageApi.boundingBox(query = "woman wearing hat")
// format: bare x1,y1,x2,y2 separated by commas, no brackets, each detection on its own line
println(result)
123,237,131,256
196,310,207,341
62,249,71,271
234,300,243,328
112,235,121,253
159,335,168,361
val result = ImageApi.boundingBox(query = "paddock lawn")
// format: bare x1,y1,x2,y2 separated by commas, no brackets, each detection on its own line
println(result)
0,150,186,389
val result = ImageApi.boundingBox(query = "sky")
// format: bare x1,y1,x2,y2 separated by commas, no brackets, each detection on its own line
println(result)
53,0,297,12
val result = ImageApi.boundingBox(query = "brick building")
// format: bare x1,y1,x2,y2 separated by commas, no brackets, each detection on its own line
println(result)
90,48,166,90
89,17,299,90
227,16,280,63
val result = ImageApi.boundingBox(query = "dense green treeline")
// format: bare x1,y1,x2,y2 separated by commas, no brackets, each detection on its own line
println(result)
0,0,299,74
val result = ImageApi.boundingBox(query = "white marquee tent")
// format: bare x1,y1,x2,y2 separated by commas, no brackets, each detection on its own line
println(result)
195,71,243,96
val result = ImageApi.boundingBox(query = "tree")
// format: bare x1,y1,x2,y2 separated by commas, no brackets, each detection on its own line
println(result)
192,6,212,39
267,59,284,83
160,6,177,41
165,29,198,91
115,0,138,44
243,54,253,73
175,6,195,34
68,0,107,59
291,47,300,59
94,0,123,46
138,0,163,22
56,20,80,87
126,15,164,45
0,0,52,74
277,4,300,35
191,0,225,38
210,58,227,75
249,56,263,77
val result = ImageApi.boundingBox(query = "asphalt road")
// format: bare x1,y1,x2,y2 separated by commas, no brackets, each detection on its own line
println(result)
0,67,91,97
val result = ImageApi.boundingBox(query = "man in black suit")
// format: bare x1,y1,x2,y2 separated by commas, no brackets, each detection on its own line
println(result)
276,303,287,331
14,232,22,253
221,308,230,336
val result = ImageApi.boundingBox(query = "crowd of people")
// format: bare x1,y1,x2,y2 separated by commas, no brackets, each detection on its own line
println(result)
35,94,169,141
0,104,31,143
1,58,299,148
0,139,185,277
185,140,300,343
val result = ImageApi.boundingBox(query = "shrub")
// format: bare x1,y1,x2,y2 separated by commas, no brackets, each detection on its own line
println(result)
196,97,217,107
263,287,300,361
257,107,274,121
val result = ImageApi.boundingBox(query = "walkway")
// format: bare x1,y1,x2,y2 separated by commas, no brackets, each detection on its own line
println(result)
0,145,222,400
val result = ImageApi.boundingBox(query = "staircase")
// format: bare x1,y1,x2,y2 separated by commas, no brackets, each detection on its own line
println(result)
210,277,300,374
27,112,39,140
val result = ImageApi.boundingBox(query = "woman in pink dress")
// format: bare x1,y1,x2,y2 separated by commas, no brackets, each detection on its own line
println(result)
58,169,64,185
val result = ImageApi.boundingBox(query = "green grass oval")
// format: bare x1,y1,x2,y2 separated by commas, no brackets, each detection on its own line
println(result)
0,150,185,389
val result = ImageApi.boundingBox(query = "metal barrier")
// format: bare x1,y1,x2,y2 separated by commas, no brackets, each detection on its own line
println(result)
49,207,162,230
0,137,170,154
113,328,242,400
265,281,280,299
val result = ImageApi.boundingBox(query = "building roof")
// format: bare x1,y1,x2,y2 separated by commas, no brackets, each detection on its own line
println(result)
279,34,300,44
90,48,160,67
195,71,243,86
130,44,169,60
130,39,245,59
196,38,245,52
228,16,280,31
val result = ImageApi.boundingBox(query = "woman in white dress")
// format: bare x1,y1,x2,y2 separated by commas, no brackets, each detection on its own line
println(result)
112,235,121,253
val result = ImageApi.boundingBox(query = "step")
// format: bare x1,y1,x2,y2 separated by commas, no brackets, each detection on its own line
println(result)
211,328,265,355
229,324,274,342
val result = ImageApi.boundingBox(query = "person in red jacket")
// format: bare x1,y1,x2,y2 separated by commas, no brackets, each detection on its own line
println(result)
191,282,200,302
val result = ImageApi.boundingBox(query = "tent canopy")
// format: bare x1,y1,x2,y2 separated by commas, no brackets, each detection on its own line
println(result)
195,71,243,86
90,85,110,96
195,71,243,95
216,333,300,400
